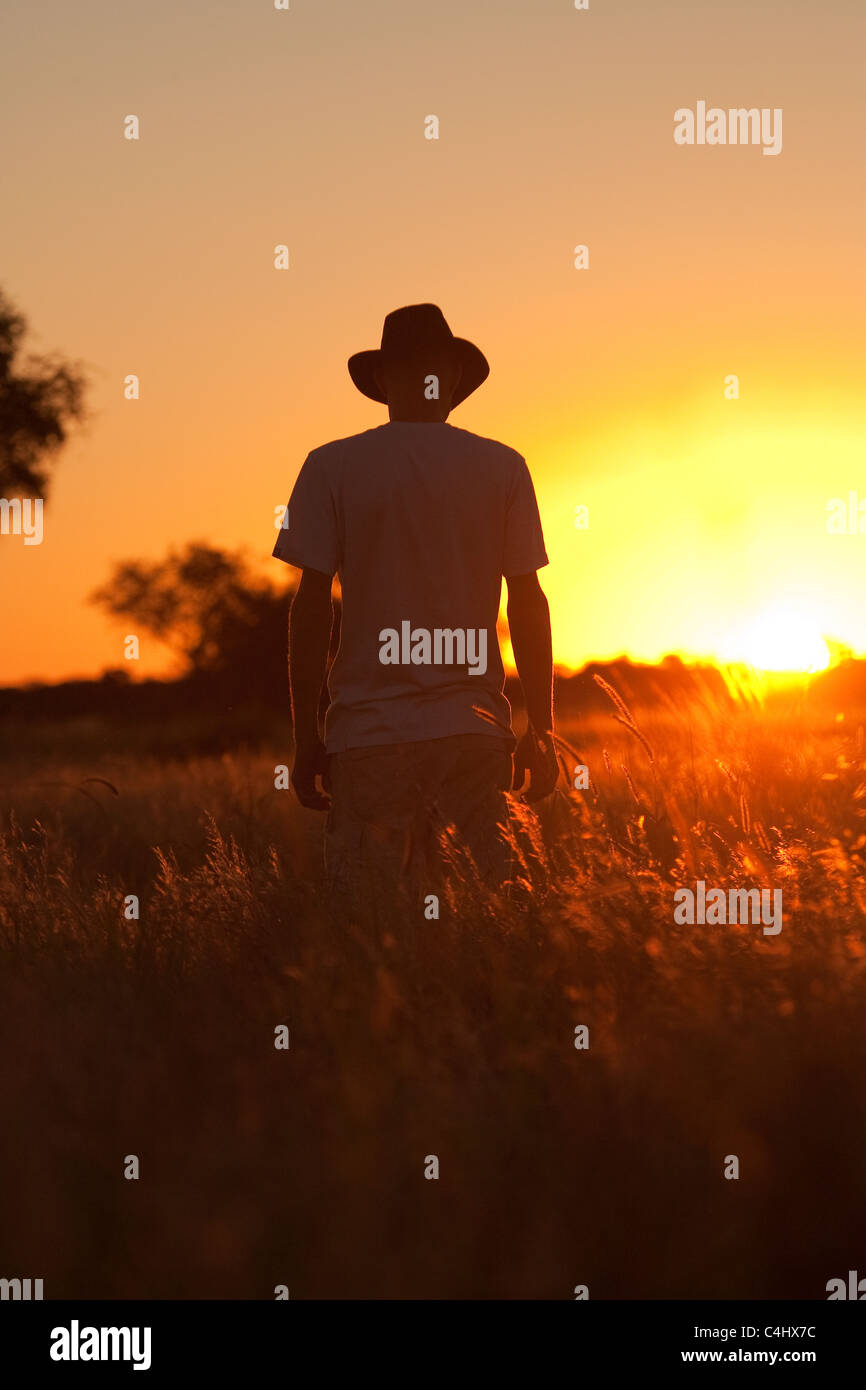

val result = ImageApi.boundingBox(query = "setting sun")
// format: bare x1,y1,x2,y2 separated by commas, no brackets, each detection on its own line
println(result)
720,598,832,673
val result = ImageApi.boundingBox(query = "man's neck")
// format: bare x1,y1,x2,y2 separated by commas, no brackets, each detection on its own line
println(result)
387,406,451,423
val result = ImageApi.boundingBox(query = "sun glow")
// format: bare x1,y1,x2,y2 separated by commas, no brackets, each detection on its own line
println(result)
719,598,832,674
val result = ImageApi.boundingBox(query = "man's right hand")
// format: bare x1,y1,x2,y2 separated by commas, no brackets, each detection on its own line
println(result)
513,725,559,803
291,736,331,810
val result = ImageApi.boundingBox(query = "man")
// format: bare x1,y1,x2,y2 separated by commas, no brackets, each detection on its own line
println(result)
273,304,557,899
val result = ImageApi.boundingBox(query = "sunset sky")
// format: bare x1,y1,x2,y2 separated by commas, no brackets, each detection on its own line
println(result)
1,0,864,684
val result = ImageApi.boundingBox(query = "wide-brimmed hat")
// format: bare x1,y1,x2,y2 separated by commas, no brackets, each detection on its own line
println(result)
348,303,489,406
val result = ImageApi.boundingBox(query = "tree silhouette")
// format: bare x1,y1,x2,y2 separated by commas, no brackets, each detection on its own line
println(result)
90,543,290,673
0,288,87,497
90,542,340,708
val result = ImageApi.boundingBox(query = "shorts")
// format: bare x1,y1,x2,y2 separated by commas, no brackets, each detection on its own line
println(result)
324,733,514,904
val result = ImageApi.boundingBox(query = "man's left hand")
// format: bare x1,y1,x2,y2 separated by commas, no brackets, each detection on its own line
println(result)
292,736,331,810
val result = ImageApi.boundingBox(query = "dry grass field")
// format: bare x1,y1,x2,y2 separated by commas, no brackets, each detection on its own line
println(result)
1,680,864,1299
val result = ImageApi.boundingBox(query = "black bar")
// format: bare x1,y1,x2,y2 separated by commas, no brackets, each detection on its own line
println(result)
1,1300,861,1377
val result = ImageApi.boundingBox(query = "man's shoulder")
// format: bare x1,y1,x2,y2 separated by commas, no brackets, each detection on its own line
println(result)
445,425,525,468
306,427,383,460
302,425,526,473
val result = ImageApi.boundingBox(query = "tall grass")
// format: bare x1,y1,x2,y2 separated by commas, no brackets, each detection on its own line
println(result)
0,689,864,1298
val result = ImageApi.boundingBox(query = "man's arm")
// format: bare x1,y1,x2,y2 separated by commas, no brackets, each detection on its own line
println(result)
289,567,333,809
506,571,559,801
506,571,553,732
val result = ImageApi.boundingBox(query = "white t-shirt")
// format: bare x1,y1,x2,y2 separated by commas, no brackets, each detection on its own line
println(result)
273,421,548,753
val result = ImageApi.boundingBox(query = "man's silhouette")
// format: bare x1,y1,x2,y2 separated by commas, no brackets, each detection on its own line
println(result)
273,304,557,897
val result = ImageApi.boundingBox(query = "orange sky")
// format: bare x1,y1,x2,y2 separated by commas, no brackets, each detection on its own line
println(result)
1,0,864,684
